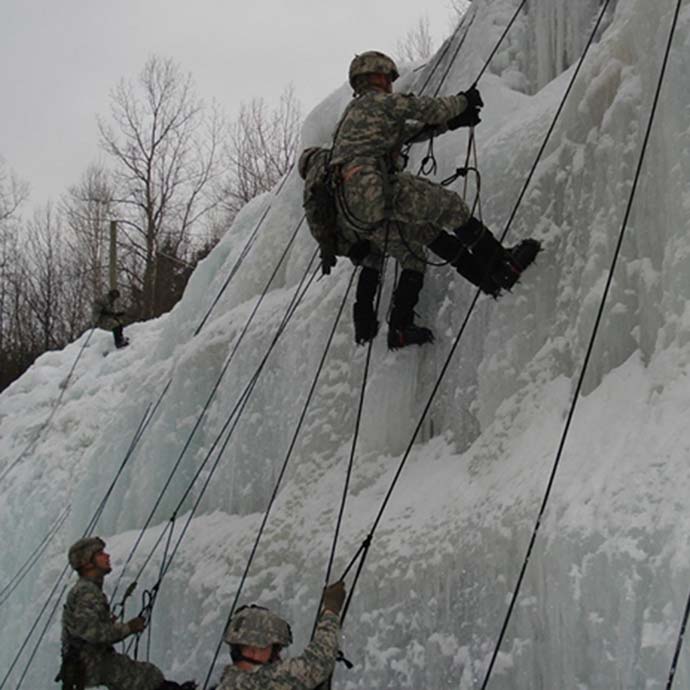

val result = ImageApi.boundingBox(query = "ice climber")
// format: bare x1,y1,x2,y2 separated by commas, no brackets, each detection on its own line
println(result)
58,537,195,690
93,288,129,349
299,146,386,346
216,580,346,690
299,51,540,350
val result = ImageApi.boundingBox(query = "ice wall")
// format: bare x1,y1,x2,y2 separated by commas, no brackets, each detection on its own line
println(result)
1,1,690,688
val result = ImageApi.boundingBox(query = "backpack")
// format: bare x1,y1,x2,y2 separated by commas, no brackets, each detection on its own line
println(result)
299,147,339,254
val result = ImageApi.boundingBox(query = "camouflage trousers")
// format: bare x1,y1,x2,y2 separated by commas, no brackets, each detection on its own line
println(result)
82,650,165,690
337,170,472,274
334,222,429,274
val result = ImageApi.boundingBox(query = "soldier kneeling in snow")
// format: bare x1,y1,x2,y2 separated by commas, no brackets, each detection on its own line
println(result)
217,581,345,690
58,537,194,690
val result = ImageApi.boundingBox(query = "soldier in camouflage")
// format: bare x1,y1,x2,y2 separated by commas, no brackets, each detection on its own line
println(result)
300,145,431,346
59,537,194,690
325,50,540,349
217,581,345,690
93,289,129,349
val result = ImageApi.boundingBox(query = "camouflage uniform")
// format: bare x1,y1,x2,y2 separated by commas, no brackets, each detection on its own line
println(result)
218,611,340,690
93,293,123,331
300,146,429,275
331,88,473,272
61,575,165,690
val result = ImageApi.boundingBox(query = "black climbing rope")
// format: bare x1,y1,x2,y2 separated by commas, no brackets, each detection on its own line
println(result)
194,166,294,336
200,267,359,690
0,398,162,690
318,243,390,608
416,5,477,99
332,0,615,661
477,2,680,686
666,584,690,689
0,327,96,484
0,505,71,609
110,216,308,602
114,250,320,634
473,0,529,86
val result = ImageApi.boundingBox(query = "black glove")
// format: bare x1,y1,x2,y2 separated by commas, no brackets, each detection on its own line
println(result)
448,85,484,130
320,251,337,276
462,85,484,109
347,239,371,265
127,616,146,634
322,581,346,615
447,109,481,130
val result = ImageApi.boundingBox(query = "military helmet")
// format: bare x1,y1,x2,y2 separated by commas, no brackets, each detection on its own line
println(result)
224,605,293,648
348,51,399,90
298,147,322,180
68,537,106,571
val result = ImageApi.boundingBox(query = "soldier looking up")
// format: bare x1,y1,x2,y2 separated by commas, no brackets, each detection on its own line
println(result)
58,537,195,690
325,50,540,349
217,581,346,690
93,289,129,349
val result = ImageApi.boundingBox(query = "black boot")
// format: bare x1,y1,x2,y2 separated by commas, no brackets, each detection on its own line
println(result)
387,270,434,350
454,218,541,293
428,232,502,297
491,238,542,291
112,325,129,349
353,267,380,345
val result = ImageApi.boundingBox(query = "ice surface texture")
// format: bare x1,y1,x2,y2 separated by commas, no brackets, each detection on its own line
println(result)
1,1,690,688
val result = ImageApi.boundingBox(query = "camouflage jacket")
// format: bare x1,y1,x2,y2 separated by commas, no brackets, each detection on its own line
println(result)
92,295,123,330
62,576,133,657
331,87,468,169
217,611,340,690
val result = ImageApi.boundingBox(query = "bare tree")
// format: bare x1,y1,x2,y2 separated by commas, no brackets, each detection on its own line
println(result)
220,84,302,223
99,55,223,318
62,163,114,301
396,14,435,65
0,157,29,225
19,204,70,351
448,0,471,28
0,158,28,379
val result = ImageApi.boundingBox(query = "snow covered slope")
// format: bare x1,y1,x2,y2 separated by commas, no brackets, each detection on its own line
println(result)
2,1,690,688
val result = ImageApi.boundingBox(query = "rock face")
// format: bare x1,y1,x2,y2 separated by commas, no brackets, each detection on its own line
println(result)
1,1,689,688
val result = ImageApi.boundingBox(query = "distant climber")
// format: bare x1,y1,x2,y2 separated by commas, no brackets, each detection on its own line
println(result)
217,580,346,690
300,51,540,350
93,289,129,349
58,537,195,690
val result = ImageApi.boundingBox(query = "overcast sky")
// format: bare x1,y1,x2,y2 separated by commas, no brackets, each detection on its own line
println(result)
1,0,463,207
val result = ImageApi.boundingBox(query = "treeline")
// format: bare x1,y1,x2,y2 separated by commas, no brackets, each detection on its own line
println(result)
0,56,301,392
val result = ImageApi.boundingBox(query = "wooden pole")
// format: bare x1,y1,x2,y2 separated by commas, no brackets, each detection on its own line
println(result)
109,220,117,290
